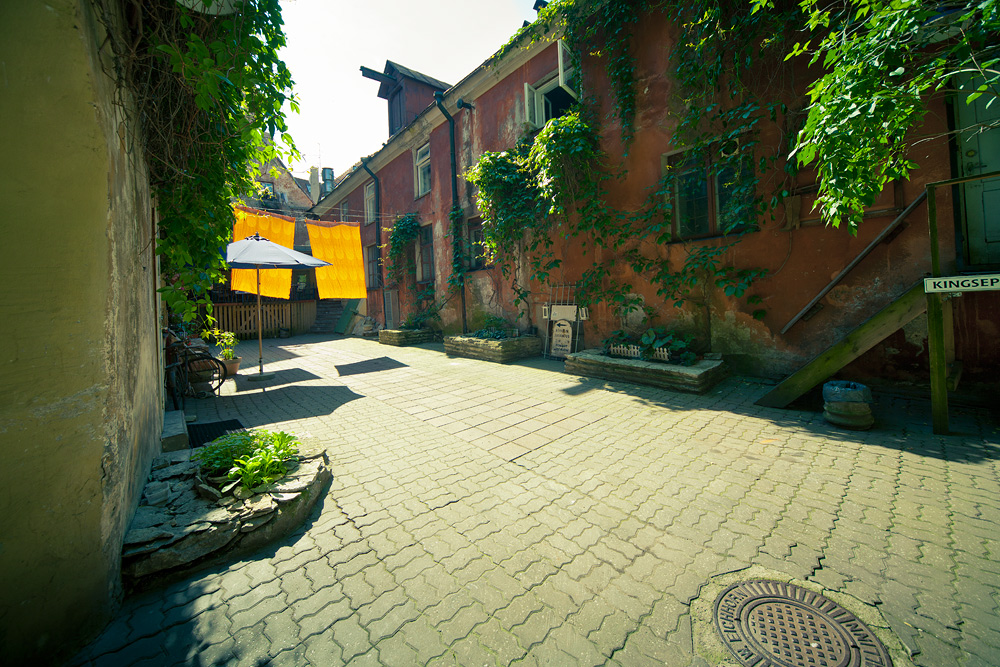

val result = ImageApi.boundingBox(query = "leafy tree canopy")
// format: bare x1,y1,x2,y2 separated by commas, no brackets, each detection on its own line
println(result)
755,0,1000,232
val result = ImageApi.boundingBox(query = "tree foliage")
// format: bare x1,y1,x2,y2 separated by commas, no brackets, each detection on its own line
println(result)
94,0,298,319
759,0,1000,231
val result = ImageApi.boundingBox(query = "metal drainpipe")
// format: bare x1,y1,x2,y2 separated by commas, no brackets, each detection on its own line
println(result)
434,91,468,333
360,157,382,324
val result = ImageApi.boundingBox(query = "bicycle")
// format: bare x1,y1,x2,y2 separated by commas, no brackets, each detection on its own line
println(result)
163,328,228,409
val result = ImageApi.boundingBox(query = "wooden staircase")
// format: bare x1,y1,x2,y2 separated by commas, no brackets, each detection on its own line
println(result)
756,281,927,408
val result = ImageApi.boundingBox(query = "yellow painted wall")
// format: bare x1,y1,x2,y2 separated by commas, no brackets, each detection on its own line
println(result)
0,0,162,661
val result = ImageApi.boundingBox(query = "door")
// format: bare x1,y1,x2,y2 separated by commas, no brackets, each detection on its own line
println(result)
383,289,398,329
956,75,1000,265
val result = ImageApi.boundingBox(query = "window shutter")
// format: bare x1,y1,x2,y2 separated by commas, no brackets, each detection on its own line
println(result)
524,82,540,128
558,40,578,100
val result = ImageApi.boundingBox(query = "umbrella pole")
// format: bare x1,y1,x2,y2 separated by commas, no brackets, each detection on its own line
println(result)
257,267,264,374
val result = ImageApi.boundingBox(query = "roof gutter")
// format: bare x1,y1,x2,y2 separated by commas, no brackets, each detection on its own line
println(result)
360,157,383,293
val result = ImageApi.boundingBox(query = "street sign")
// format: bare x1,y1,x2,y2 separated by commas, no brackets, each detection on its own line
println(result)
923,274,1000,293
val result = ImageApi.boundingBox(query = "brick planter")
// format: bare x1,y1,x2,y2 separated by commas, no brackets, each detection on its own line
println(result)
564,348,727,394
379,329,437,346
443,335,542,363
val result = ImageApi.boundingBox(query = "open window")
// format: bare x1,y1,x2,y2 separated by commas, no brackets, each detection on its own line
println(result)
415,143,431,197
524,40,578,129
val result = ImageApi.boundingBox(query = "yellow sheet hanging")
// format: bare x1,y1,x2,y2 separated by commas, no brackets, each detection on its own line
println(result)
307,224,367,299
231,208,296,299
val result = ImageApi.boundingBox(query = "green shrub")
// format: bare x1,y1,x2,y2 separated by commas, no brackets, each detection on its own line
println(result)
192,429,300,488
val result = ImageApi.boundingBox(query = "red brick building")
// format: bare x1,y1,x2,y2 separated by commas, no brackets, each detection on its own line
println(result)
312,8,999,390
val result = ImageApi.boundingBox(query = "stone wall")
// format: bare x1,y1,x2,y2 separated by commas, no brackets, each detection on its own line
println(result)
0,1,162,661
379,329,437,346
443,335,542,363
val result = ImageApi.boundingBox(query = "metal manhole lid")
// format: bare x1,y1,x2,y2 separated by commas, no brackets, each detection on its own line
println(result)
714,580,892,667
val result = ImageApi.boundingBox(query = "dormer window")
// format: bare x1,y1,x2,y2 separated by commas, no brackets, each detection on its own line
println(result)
389,89,405,135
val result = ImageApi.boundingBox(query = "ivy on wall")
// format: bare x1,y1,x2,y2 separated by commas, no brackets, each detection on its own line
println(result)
384,213,420,286
469,0,796,340
92,0,298,321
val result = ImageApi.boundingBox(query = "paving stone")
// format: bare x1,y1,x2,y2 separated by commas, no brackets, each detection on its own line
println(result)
71,338,998,667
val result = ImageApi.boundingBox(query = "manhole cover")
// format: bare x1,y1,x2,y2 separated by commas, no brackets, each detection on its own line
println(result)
714,580,892,667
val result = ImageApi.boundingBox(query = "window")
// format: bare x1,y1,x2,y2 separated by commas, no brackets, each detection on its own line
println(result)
260,182,276,198
415,143,431,197
467,218,488,271
417,225,434,283
339,201,349,222
524,40,578,129
364,181,376,224
365,244,382,289
663,144,755,239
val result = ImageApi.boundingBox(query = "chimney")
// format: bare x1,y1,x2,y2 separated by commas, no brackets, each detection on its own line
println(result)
309,166,320,204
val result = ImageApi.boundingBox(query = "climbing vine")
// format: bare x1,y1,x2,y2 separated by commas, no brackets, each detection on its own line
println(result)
92,0,298,321
471,0,800,342
384,213,420,285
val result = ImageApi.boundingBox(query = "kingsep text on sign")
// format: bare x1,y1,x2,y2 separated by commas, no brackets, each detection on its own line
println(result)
923,274,1000,293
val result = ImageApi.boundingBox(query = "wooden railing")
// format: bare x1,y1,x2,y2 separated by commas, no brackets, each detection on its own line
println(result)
211,300,317,339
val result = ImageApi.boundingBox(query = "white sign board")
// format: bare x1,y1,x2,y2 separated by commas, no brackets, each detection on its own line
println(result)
923,274,1000,293
550,320,573,358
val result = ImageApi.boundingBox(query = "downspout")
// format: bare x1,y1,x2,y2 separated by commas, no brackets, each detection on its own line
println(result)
361,157,383,325
434,91,468,333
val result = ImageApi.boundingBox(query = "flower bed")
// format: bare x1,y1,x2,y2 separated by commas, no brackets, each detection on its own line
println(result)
378,328,437,346
564,348,727,394
443,335,541,363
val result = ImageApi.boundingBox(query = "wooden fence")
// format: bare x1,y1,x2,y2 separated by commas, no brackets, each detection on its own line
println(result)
211,300,317,339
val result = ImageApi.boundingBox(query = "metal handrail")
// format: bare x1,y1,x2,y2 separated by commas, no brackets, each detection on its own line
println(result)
780,190,928,334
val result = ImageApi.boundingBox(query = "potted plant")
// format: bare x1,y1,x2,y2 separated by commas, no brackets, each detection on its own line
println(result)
202,328,240,376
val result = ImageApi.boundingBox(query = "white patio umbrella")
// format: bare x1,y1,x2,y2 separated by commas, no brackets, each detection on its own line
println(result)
225,233,331,379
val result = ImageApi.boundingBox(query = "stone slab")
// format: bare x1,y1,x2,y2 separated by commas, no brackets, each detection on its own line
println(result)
161,410,189,452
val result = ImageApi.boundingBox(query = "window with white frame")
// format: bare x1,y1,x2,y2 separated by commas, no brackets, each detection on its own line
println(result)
524,40,578,129
415,143,431,197
364,181,376,224
339,200,349,222
662,142,755,239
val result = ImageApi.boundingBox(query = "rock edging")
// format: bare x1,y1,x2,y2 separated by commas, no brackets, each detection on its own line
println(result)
378,329,437,346
122,448,330,589
564,348,727,394
443,335,541,363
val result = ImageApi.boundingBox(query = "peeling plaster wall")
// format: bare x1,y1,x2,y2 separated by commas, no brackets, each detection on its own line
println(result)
0,1,161,662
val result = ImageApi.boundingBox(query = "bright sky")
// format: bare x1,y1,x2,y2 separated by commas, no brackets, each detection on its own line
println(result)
279,0,541,179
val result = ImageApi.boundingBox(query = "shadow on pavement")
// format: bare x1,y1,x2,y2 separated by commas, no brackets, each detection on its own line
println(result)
232,368,321,391
335,356,408,376
220,384,364,427
559,373,1000,462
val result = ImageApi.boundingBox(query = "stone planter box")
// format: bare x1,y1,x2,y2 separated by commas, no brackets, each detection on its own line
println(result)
443,335,542,363
379,329,437,346
564,348,727,394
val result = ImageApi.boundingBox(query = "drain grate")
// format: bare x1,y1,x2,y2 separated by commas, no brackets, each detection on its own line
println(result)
714,580,892,667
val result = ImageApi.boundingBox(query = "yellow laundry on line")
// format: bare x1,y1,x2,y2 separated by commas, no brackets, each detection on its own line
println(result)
307,224,367,299
231,208,296,299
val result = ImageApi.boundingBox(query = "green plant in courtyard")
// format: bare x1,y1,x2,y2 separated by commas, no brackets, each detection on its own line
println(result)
201,328,239,360
192,429,299,487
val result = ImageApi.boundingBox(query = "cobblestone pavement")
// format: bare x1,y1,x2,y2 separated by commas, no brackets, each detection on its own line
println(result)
73,334,1000,666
